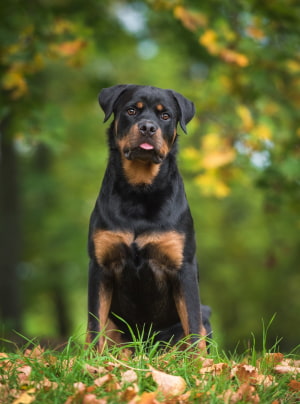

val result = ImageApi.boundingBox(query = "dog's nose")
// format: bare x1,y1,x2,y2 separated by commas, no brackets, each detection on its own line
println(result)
138,121,158,136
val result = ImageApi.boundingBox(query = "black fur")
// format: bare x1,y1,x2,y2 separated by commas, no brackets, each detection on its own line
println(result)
87,85,211,350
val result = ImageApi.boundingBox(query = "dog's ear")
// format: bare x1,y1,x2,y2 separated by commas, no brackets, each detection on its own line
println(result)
170,91,195,133
98,85,129,122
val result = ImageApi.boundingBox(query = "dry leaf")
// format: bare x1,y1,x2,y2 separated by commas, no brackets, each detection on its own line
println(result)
12,388,36,404
82,393,107,404
288,379,300,392
274,365,300,374
94,374,111,387
121,369,138,384
222,383,260,404
74,381,86,392
231,364,259,383
128,391,158,404
200,362,229,376
120,385,139,401
256,374,275,388
17,365,32,384
264,353,284,366
84,364,106,375
149,366,186,398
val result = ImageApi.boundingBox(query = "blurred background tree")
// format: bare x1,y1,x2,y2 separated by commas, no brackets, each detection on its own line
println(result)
1,0,299,352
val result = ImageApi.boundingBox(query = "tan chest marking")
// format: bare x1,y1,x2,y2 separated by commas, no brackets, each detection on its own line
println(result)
93,230,134,268
93,230,185,274
122,158,161,185
136,231,185,270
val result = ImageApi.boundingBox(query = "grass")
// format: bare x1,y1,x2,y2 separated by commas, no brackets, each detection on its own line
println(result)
0,330,299,403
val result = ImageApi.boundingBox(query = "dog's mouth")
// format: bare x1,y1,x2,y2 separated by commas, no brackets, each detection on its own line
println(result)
123,142,165,164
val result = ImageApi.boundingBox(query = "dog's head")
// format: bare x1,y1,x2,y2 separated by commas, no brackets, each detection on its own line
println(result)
99,85,195,165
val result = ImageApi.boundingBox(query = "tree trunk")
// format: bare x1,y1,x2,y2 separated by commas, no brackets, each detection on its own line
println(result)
0,118,22,336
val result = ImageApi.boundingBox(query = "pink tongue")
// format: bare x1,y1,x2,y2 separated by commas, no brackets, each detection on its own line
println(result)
139,143,154,150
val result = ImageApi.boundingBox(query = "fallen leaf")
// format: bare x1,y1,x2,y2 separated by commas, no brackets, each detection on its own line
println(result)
36,377,58,390
74,381,86,392
24,345,44,358
231,364,259,383
256,374,275,388
274,365,300,374
222,383,260,404
263,353,284,366
120,385,139,401
17,365,32,385
82,393,107,404
288,379,300,391
200,362,229,376
128,391,158,404
149,366,186,398
12,388,36,404
84,364,106,375
121,369,138,384
94,374,111,387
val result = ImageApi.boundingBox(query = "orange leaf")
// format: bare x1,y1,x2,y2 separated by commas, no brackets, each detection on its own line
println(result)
52,39,86,57
174,6,207,31
130,391,158,404
82,393,107,404
149,366,186,398
289,379,300,392
231,364,259,383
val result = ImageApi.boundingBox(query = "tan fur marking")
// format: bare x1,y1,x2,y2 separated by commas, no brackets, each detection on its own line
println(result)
136,231,185,268
98,285,113,352
117,126,170,185
122,159,161,185
136,101,144,109
174,294,189,337
93,230,134,266
156,104,164,111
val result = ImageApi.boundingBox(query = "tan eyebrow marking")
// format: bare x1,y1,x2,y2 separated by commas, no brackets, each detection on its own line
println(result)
156,104,164,111
136,101,144,109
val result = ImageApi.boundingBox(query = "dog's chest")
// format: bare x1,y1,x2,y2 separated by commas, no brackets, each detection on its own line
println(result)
93,229,185,278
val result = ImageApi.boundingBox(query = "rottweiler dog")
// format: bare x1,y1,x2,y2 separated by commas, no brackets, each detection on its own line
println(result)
86,84,211,351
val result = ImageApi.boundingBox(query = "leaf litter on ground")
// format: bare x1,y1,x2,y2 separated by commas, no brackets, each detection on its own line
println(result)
0,342,299,403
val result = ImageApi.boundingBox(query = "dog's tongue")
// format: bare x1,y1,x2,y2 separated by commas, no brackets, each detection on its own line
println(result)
139,143,154,150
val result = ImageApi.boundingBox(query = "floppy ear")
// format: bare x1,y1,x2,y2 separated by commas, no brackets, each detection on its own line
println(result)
98,84,129,122
170,90,195,133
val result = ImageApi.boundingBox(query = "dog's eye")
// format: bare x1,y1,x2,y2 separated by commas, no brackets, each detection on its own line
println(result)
161,113,170,120
127,108,137,116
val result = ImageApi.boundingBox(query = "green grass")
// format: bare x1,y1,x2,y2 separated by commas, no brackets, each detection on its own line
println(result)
0,332,299,403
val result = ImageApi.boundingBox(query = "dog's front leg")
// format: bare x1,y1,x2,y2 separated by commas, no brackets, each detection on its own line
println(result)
173,269,206,351
86,260,113,352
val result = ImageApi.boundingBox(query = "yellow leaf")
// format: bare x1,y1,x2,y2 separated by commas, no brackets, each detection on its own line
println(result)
12,388,36,404
182,146,201,161
236,105,254,131
252,124,272,141
202,149,236,169
199,29,220,55
195,172,230,198
201,133,236,169
286,59,300,73
2,70,28,99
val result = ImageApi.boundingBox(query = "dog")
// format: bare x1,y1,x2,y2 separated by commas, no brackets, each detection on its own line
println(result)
86,84,211,351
